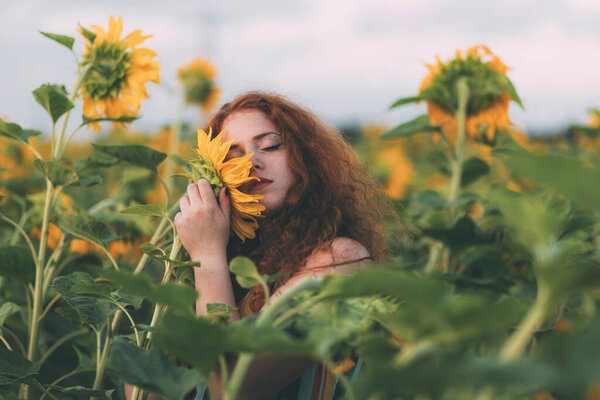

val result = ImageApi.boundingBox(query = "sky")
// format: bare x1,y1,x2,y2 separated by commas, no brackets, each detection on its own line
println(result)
2,0,600,137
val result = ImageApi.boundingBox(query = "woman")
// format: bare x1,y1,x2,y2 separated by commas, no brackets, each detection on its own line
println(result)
175,92,389,399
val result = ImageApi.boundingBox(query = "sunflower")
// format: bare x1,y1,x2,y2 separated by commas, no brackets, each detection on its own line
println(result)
419,45,521,143
79,15,160,132
178,58,221,114
188,128,265,241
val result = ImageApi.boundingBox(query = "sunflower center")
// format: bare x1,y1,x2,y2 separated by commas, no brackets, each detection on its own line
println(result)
180,71,214,104
81,41,131,101
189,155,223,197
421,56,505,116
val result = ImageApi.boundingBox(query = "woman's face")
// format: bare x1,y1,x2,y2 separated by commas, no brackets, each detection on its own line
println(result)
222,110,296,215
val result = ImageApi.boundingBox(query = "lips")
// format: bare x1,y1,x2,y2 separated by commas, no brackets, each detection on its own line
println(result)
248,177,273,192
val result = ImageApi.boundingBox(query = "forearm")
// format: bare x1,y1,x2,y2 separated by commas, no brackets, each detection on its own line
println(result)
193,253,239,320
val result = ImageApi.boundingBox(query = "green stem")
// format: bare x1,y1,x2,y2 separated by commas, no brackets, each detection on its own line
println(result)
0,326,26,356
9,209,32,245
448,77,469,215
92,323,112,394
498,284,552,362
144,236,182,348
441,77,469,273
1,214,38,261
54,64,91,160
110,204,177,334
0,335,12,350
38,328,87,368
40,368,90,400
27,180,54,362
476,284,553,400
424,241,443,274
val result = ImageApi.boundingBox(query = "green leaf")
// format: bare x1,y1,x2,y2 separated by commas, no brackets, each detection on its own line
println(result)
421,215,496,251
55,214,115,248
39,31,74,50
33,160,78,186
382,115,440,139
229,256,265,289
0,347,39,385
0,246,36,283
107,337,203,400
153,309,319,376
504,152,600,211
389,96,421,109
76,173,102,187
120,203,166,218
206,303,238,313
78,25,96,44
138,243,200,267
318,267,444,301
461,157,490,186
47,385,113,399
0,118,41,144
101,269,198,312
414,190,447,209
32,84,74,124
51,272,117,329
82,115,138,126
92,144,167,173
170,154,188,168
0,302,20,327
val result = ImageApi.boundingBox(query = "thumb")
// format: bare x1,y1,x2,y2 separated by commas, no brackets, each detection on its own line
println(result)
219,187,231,220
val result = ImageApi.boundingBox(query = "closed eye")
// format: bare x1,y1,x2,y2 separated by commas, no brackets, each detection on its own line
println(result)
262,144,281,152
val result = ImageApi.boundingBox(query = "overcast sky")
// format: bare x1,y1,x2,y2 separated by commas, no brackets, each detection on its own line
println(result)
2,0,600,137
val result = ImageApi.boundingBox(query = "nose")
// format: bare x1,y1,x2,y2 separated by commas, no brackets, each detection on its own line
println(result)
250,151,264,170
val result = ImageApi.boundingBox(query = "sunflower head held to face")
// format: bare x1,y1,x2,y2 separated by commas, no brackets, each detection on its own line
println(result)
186,128,265,242
79,15,161,132
419,45,523,143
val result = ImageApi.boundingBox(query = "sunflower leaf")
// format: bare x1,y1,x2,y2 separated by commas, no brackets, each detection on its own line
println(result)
81,115,139,126
382,115,440,139
0,246,36,283
389,96,421,109
92,144,167,173
39,30,75,50
461,157,490,187
0,346,39,385
106,337,203,400
0,118,41,144
32,84,75,125
0,302,20,327
120,204,166,218
78,25,96,44
101,269,198,312
229,256,265,289
54,213,115,249
33,160,79,187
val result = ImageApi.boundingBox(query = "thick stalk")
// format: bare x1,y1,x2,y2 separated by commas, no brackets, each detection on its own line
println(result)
448,77,469,210
144,236,182,347
27,180,54,362
92,322,112,395
54,65,91,160
111,204,177,333
476,284,553,400
442,77,469,273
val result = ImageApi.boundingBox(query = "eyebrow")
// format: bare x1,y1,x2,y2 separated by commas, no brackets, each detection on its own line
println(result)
228,131,281,151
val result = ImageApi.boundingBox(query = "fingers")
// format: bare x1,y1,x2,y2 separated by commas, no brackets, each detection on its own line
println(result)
197,180,218,210
219,187,231,220
186,182,202,206
179,195,190,212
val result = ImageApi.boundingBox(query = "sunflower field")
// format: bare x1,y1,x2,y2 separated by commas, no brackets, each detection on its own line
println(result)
2,17,600,400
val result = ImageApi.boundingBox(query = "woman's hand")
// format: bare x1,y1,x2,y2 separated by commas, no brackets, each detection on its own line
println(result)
175,179,231,262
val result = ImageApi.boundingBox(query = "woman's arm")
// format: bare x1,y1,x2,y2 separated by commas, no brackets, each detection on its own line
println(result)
176,180,240,318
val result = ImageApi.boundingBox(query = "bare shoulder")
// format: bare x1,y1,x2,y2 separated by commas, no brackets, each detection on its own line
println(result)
270,238,371,303
305,237,370,268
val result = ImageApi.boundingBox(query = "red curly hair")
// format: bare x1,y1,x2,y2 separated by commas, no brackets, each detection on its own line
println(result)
206,92,389,282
